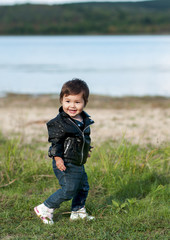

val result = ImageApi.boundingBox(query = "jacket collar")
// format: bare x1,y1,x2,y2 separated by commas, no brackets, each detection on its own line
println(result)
59,106,90,118
59,106,94,126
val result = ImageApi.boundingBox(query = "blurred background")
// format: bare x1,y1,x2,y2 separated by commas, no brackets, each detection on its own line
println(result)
0,0,170,97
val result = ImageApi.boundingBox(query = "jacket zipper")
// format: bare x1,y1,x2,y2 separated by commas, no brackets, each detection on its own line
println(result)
64,139,71,154
68,118,91,165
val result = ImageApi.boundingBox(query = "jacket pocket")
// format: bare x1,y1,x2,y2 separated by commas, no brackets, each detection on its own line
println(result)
64,138,71,155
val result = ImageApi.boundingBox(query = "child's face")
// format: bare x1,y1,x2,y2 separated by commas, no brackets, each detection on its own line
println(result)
62,92,85,118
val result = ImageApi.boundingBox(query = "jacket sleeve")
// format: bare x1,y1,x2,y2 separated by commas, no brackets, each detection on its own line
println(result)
47,120,66,158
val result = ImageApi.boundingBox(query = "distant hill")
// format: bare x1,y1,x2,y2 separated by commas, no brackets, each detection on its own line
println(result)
0,0,170,35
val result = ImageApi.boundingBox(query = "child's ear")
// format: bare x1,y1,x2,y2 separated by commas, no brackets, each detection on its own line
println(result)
85,100,88,107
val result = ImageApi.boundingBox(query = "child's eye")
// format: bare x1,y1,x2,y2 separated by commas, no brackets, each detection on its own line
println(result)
66,101,70,103
76,102,80,104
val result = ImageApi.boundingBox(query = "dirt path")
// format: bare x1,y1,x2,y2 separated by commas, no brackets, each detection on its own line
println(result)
0,106,169,146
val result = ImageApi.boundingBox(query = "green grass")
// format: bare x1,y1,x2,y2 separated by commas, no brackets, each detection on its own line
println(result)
0,134,169,240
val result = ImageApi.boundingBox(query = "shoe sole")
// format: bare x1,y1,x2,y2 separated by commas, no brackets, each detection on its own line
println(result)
70,215,95,221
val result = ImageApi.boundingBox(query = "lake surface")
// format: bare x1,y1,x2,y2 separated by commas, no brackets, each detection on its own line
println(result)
0,35,170,97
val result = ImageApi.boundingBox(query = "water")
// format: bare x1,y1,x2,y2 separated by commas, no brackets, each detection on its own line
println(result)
0,35,170,97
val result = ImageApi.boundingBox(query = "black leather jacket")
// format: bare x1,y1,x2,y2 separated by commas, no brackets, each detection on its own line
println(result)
47,107,94,166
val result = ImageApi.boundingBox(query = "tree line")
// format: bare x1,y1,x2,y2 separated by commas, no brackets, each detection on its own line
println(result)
0,0,170,35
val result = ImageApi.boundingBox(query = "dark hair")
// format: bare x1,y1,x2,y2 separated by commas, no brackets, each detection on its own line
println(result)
60,78,89,106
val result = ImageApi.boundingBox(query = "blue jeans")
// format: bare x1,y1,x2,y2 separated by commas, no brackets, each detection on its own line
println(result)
44,160,89,211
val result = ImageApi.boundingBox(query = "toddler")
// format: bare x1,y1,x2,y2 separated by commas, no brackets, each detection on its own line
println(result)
34,79,95,224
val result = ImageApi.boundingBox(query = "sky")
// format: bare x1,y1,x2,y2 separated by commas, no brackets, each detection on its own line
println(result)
0,0,151,6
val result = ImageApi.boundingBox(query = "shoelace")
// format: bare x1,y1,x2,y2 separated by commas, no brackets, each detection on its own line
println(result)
41,208,53,219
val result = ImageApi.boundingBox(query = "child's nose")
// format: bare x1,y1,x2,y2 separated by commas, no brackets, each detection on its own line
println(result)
70,102,75,108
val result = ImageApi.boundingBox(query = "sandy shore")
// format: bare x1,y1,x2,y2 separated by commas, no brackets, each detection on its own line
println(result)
0,94,170,146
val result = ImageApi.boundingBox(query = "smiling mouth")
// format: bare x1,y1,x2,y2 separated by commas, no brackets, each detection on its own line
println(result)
68,109,77,113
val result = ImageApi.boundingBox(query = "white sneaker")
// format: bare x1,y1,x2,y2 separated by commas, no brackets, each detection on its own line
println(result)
70,207,95,221
34,203,54,225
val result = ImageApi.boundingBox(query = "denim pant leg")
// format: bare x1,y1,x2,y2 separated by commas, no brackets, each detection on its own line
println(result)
71,166,89,211
44,160,85,209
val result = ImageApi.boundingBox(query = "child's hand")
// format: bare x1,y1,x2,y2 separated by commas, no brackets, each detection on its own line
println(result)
54,156,66,171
